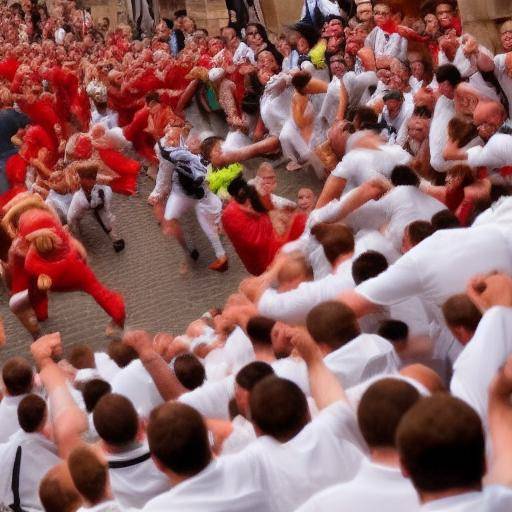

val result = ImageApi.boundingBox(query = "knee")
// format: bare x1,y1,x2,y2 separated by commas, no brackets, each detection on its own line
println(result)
162,219,180,237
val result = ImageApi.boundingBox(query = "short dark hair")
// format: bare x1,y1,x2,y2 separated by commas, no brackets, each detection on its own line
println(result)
81,379,112,413
351,106,379,129
431,209,460,230
68,445,108,505
250,376,309,442
148,402,211,476
39,465,82,512
107,340,137,368
311,223,354,264
391,165,420,187
162,17,174,30
291,70,312,91
397,394,485,493
2,357,33,395
173,354,206,390
200,136,224,162
442,294,482,332
69,345,95,370
93,393,138,446
378,319,409,343
406,220,435,246
412,106,432,119
145,91,160,104
306,301,360,350
352,250,388,285
383,90,403,102
18,394,46,433
246,316,276,347
435,64,462,88
236,361,275,391
358,378,420,448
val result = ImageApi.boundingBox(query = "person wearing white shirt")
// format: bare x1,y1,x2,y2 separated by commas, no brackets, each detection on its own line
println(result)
396,391,512,512
492,20,512,118
317,130,410,207
379,90,414,145
337,225,512,363
0,395,60,512
92,393,170,509
300,0,342,27
296,378,421,512
143,401,274,511
68,445,123,512
0,357,34,443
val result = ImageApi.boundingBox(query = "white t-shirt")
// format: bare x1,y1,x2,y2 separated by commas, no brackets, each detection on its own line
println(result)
451,306,512,427
356,186,445,251
106,441,170,509
0,394,26,443
332,145,411,194
0,431,60,512
494,53,512,118
296,457,420,512
142,457,273,511
356,226,512,357
420,486,512,511
429,95,455,173
365,26,408,62
466,133,512,185
77,500,123,512
258,259,354,325
324,334,400,388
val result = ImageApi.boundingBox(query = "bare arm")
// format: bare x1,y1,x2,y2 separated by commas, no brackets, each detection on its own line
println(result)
337,289,379,318
288,326,346,409
31,333,87,458
316,175,347,208
123,330,188,402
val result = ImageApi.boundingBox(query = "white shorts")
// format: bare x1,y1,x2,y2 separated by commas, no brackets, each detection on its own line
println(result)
164,190,198,220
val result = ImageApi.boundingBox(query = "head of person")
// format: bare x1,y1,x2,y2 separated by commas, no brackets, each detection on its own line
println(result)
356,1,373,23
148,402,212,482
246,315,276,356
391,165,420,188
155,20,170,42
500,19,512,53
351,105,379,131
351,250,388,285
93,393,140,449
402,220,435,253
235,361,274,417
378,320,409,353
172,353,206,390
297,187,316,213
358,378,420,454
435,1,457,30
69,345,95,370
257,50,280,77
407,111,431,144
40,462,82,512
221,26,238,46
256,162,277,194
182,16,196,34
276,252,314,292
288,22,319,54
431,209,461,230
227,176,268,214
473,101,507,142
399,364,445,394
68,445,110,507
446,164,475,193
245,23,267,51
174,9,187,28
18,394,47,433
208,36,224,57
81,379,112,414
397,394,485,501
414,87,436,113
2,357,33,396
306,301,360,354
442,293,482,345
322,15,345,39
311,223,355,268
327,119,356,158
107,339,138,368
327,52,346,78
249,375,310,442
435,64,461,99
453,84,480,119
291,69,312,94
373,2,391,27
424,12,440,36
200,135,224,166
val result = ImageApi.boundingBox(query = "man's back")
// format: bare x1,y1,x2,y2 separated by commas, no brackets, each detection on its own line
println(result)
143,458,273,512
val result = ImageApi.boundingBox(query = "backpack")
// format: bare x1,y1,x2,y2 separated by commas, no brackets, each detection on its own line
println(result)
158,143,207,200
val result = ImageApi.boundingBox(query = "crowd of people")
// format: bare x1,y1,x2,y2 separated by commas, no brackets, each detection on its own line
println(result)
0,0,512,510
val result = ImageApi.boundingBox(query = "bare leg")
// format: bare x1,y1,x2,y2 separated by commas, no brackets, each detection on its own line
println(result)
176,79,200,115
162,218,197,274
9,291,41,340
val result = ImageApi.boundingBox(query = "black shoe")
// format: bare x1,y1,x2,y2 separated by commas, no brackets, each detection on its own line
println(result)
189,249,199,261
113,239,125,253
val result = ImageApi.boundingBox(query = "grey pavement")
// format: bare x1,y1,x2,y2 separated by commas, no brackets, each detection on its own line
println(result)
0,160,321,363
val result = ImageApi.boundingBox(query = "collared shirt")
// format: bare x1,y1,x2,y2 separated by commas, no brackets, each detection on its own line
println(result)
0,395,26,443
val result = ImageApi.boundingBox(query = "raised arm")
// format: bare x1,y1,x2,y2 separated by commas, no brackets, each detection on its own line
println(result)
31,333,87,458
123,330,188,401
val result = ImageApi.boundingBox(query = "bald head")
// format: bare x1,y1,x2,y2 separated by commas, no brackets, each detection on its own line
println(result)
473,101,507,141
400,364,445,394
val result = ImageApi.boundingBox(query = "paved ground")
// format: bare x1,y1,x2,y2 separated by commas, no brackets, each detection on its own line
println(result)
0,159,321,363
